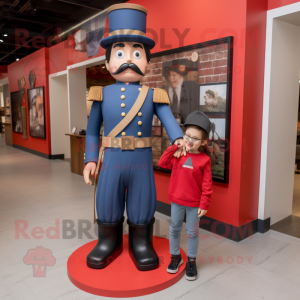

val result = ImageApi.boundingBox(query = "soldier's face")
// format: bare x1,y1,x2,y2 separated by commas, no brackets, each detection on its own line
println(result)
105,41,150,82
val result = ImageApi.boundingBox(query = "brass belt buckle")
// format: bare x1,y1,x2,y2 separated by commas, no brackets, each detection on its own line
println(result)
121,136,135,150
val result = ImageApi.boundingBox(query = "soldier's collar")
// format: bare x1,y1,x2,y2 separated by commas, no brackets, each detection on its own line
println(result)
116,80,140,86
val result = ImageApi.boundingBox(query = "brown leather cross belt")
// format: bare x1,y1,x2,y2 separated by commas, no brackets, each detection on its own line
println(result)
102,136,152,150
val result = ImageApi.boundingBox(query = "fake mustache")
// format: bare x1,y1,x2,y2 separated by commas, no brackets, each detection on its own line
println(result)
111,63,145,76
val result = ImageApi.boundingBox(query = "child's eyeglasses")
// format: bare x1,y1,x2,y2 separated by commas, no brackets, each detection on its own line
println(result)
184,134,202,144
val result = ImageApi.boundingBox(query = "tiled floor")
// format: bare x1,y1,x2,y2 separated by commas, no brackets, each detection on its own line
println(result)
1,138,300,300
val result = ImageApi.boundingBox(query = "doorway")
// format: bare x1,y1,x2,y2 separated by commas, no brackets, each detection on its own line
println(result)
259,3,300,238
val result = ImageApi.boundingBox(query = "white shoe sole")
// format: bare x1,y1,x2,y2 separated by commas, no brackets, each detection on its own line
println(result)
185,273,199,281
167,259,183,274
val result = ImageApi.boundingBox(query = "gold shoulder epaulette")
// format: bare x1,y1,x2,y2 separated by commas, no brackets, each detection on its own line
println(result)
87,86,103,101
153,88,170,105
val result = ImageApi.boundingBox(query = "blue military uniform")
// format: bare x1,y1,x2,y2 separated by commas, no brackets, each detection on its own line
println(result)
84,3,184,271
85,81,183,224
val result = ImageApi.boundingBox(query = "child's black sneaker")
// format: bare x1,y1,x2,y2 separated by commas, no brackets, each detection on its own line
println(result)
167,254,183,274
185,256,198,280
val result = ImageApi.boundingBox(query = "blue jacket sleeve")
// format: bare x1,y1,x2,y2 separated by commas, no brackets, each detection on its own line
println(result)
154,103,183,145
85,101,102,164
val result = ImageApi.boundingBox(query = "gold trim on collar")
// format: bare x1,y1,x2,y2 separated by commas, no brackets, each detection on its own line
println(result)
108,4,147,15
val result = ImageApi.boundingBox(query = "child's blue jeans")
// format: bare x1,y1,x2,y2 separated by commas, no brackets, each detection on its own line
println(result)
169,201,200,258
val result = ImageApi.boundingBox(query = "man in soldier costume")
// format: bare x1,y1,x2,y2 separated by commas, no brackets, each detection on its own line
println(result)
83,3,185,271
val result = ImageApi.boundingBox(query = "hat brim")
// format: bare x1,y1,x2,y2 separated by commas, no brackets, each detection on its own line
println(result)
183,122,210,134
100,35,155,49
164,67,188,77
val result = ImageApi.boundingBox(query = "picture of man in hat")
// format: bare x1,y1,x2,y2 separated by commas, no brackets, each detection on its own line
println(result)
163,59,199,123
83,3,186,272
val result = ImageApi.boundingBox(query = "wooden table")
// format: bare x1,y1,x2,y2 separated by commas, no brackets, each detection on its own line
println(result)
3,122,12,145
65,133,102,176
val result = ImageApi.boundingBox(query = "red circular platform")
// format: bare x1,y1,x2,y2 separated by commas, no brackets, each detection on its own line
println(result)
67,235,187,297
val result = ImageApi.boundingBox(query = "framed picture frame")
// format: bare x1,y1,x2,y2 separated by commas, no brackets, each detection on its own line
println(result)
146,36,233,183
27,86,46,139
11,91,23,133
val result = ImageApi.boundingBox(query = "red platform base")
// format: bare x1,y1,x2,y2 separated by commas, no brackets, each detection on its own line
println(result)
67,234,187,297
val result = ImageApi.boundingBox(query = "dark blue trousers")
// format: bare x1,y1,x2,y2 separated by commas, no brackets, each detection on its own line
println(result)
96,147,156,224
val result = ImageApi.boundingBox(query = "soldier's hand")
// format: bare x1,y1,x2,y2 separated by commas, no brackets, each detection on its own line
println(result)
83,162,97,185
173,138,186,158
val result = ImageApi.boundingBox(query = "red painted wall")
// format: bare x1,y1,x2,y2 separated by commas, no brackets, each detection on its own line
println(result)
48,41,69,74
268,0,300,10
7,0,271,228
131,0,268,227
8,48,52,155
240,0,268,225
0,66,8,80
127,0,247,227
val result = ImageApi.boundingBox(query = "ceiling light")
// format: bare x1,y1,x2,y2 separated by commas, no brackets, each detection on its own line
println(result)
3,34,7,37
16,58,19,61
0,39,3,42
30,2,37,13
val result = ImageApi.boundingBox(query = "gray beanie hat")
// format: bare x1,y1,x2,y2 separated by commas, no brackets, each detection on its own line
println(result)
183,110,212,135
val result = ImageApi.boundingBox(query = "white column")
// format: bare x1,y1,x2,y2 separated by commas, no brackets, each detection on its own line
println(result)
67,66,88,132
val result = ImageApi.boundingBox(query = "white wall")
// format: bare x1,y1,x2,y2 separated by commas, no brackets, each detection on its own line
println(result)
49,74,70,158
67,66,88,132
260,13,300,224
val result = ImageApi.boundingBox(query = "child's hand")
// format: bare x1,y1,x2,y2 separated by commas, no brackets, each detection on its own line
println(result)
198,208,207,217
173,139,186,158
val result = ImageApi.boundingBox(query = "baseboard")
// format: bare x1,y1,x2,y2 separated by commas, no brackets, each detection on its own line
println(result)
257,217,271,233
156,200,271,242
13,144,64,160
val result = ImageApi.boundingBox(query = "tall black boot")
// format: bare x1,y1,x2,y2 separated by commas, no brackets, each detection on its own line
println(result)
127,217,159,271
87,216,124,269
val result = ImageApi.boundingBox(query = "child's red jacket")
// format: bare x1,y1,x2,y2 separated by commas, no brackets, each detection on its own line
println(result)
158,144,213,210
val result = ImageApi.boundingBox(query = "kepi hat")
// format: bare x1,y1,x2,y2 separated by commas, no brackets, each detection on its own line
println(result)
163,59,190,77
183,110,212,136
100,3,155,49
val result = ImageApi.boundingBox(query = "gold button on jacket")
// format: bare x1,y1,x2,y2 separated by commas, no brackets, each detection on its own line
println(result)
121,87,125,92
121,95,125,99
121,112,126,117
138,112,142,116
138,121,142,125
137,132,142,136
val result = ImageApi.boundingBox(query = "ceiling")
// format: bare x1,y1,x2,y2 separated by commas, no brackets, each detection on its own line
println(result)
276,11,300,27
0,0,126,66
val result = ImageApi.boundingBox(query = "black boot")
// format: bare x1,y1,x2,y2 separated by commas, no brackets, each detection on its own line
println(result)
127,217,159,271
86,216,124,269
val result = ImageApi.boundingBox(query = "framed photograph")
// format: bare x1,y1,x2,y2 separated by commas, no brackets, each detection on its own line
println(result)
144,36,233,183
11,91,23,133
162,59,199,124
27,86,46,139
208,118,227,180
199,83,227,114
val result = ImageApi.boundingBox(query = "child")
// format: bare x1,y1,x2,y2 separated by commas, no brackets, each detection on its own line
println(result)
158,110,213,281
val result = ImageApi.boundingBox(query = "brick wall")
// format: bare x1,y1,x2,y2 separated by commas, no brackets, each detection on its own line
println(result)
140,42,228,87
